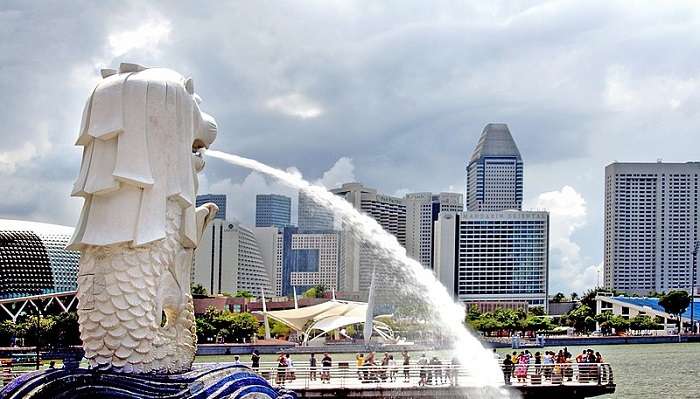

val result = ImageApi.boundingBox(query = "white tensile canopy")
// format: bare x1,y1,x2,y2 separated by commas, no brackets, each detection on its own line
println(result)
255,299,394,343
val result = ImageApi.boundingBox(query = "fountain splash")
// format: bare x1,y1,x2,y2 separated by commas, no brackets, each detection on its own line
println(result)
205,149,516,398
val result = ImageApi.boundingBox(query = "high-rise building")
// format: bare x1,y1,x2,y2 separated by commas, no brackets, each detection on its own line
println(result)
273,227,341,296
196,194,227,220
255,194,291,228
434,210,549,309
0,219,80,298
604,162,700,294
466,123,523,211
330,183,406,292
193,219,273,296
298,191,334,231
404,192,463,269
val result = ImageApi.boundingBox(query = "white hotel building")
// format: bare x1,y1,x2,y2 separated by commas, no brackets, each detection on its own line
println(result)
404,192,463,269
434,210,549,309
604,162,700,294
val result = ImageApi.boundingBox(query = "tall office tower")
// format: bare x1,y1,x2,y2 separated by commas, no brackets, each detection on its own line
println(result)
604,162,700,294
434,210,549,309
273,227,341,296
298,191,335,231
330,183,406,293
466,123,523,211
196,194,227,220
193,219,273,296
404,192,463,269
255,194,291,228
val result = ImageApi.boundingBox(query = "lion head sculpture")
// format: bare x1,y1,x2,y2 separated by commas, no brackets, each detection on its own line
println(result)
68,63,217,250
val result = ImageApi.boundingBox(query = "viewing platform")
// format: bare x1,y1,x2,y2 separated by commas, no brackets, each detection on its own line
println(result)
245,361,616,399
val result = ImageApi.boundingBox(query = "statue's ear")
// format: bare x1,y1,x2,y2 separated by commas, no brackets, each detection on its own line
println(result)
101,69,117,78
185,77,195,95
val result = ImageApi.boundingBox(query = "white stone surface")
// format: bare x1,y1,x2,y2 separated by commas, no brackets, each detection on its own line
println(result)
69,63,218,373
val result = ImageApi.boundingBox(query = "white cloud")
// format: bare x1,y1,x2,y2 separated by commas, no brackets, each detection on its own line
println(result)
529,186,601,294
315,157,355,189
266,93,323,119
0,127,51,175
203,157,355,226
604,65,698,112
108,18,172,57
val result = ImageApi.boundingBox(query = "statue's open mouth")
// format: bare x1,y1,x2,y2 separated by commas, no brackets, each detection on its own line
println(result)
192,143,206,172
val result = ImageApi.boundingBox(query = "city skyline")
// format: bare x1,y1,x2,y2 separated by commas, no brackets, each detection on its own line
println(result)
2,3,700,295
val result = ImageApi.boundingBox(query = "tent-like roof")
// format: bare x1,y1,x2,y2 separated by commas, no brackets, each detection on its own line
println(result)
257,300,368,332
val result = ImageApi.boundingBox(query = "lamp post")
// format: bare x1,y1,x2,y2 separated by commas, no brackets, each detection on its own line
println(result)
692,241,699,334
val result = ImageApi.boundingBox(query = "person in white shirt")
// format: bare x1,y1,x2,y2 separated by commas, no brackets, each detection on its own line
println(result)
232,355,242,366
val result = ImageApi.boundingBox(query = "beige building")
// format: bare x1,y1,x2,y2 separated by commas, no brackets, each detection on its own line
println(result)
604,162,700,294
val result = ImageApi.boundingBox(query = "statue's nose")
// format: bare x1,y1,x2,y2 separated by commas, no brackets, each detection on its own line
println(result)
193,112,217,152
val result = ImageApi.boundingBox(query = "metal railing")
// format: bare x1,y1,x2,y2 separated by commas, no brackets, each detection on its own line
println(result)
202,361,614,390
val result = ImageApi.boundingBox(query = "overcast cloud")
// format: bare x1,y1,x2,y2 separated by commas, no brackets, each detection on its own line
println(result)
2,1,700,294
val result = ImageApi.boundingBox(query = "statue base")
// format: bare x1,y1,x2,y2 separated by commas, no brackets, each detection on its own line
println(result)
1,365,297,399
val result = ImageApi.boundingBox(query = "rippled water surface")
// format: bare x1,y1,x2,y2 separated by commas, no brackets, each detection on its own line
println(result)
197,342,700,398
496,342,700,399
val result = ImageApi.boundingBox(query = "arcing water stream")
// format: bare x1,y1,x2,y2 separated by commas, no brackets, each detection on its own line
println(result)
205,149,515,398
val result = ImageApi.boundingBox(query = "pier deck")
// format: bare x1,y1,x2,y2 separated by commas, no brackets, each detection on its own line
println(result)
258,362,616,398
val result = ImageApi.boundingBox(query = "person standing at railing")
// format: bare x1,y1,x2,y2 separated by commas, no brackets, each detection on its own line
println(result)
388,355,397,383
502,354,513,385
284,354,296,381
276,353,288,385
355,353,364,381
402,351,411,383
321,353,332,384
380,353,390,381
515,352,528,383
543,351,554,381
309,353,317,381
417,353,428,386
251,350,260,372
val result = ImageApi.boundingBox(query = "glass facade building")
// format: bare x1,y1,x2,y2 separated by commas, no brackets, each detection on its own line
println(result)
434,211,549,309
255,194,291,228
196,194,227,220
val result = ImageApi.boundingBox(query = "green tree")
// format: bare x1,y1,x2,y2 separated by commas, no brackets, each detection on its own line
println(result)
521,316,554,332
269,319,292,338
0,321,17,346
529,306,546,316
630,315,663,331
608,315,630,333
302,285,326,298
217,312,259,343
659,290,691,332
234,290,254,298
49,312,81,348
566,304,596,332
192,283,208,296
552,292,566,303
570,292,579,301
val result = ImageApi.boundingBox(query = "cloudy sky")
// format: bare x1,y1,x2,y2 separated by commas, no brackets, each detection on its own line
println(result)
2,1,699,294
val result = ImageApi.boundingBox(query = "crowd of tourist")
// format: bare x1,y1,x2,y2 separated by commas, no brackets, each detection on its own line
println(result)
250,347,606,387
500,347,605,385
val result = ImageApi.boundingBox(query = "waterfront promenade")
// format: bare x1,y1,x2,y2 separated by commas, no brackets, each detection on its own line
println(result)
212,361,616,398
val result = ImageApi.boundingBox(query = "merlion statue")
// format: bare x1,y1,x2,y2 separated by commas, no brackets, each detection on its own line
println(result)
67,63,218,373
